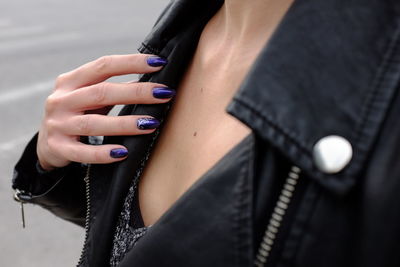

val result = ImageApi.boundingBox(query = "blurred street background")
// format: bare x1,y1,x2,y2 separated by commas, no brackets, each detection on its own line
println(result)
0,0,166,266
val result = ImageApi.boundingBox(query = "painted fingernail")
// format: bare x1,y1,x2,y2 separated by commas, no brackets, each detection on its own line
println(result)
110,148,128,158
137,118,160,130
152,87,176,99
147,56,168,67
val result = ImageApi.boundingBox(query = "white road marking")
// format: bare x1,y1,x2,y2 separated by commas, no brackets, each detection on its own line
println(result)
0,25,47,39
0,80,54,104
0,32,81,54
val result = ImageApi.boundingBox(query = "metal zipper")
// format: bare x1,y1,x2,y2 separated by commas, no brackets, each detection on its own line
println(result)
254,165,301,267
14,172,67,229
77,164,92,267
13,189,26,228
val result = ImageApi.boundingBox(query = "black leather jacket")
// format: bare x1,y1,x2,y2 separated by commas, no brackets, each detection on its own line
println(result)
12,0,400,266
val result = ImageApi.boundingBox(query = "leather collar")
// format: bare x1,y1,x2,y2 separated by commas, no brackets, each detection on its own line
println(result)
139,0,400,194
227,0,400,194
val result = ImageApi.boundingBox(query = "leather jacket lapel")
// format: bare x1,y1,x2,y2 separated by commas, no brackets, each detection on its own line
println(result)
227,0,400,194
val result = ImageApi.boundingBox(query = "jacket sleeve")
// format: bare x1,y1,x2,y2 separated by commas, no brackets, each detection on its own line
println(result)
12,133,87,227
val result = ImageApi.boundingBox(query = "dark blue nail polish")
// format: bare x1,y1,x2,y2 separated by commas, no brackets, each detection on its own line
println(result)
137,118,160,130
147,56,168,67
110,148,128,158
152,87,176,99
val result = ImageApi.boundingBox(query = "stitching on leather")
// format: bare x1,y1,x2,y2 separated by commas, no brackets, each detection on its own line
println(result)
232,97,311,157
140,42,161,55
284,182,321,265
232,167,241,267
354,21,400,144
233,135,254,266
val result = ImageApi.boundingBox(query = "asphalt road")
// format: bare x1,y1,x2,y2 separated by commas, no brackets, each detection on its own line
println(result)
0,0,166,266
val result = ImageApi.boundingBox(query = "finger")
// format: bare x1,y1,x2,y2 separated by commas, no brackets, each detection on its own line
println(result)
64,54,168,89
61,143,131,164
64,82,175,110
63,115,160,136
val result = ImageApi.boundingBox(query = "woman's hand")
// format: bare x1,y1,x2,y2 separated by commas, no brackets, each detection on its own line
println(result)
37,54,173,170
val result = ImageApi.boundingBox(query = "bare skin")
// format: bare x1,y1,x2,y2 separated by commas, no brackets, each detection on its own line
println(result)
37,0,294,227
139,0,294,226
37,54,172,170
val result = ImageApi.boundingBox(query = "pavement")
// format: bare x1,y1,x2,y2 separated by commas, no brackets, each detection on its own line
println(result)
0,0,166,266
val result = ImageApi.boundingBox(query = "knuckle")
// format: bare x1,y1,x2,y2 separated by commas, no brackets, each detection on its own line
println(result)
45,94,62,114
67,146,80,162
117,117,130,132
93,56,112,74
134,82,148,99
93,149,104,163
76,116,92,135
47,136,58,153
91,83,108,104
54,73,70,88
45,119,58,133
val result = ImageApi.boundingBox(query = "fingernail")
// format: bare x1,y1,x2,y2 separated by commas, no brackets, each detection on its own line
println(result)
147,56,168,67
137,118,160,130
152,87,176,99
110,148,128,158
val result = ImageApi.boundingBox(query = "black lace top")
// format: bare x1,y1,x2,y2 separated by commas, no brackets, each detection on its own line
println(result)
109,175,150,266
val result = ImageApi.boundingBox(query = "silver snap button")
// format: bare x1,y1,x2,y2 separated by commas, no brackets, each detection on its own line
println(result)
313,135,353,174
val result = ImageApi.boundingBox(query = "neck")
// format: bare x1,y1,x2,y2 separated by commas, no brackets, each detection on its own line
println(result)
194,0,294,81
217,0,294,43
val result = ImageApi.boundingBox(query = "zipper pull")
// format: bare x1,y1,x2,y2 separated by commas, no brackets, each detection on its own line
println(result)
13,189,30,229
20,201,26,228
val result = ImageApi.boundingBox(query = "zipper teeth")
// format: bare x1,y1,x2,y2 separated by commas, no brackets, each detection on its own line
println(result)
77,164,92,267
75,162,300,266
254,165,301,267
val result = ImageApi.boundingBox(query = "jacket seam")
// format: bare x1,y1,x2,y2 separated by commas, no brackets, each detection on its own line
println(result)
232,97,311,157
354,20,400,146
233,134,254,267
139,42,161,55
288,183,321,265
277,181,321,266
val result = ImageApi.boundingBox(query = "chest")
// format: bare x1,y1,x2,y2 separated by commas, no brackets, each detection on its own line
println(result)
137,47,253,226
